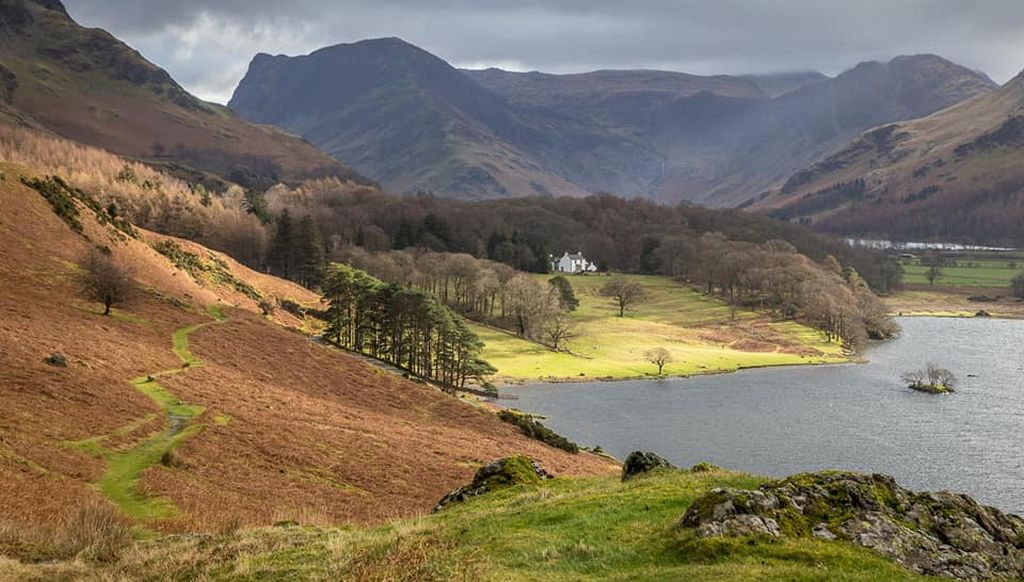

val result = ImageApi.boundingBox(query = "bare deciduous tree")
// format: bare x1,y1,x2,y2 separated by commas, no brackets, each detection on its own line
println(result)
901,362,957,390
78,250,132,316
644,347,673,375
601,277,647,317
545,310,578,351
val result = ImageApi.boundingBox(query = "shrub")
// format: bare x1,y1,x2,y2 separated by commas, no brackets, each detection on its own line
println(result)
22,175,82,233
497,410,579,453
61,502,132,563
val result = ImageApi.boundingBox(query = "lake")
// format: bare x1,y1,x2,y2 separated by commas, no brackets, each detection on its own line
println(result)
503,317,1024,512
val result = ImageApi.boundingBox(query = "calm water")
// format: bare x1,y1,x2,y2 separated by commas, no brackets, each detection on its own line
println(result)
504,318,1024,512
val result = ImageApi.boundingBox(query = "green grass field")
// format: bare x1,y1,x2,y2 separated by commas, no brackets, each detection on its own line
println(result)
475,274,846,383
900,258,1023,288
7,468,927,580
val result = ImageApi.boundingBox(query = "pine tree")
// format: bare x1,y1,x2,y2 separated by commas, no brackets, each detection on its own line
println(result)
296,215,326,288
267,209,295,278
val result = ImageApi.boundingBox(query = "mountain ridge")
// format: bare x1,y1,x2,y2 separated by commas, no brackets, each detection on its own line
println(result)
751,66,1024,245
231,39,995,204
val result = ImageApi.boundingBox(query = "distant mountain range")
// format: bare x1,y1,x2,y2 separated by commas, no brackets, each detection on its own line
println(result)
230,38,995,205
0,0,370,189
751,69,1024,246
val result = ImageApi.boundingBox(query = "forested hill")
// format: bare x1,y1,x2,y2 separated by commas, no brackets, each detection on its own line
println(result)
261,185,902,294
0,0,370,190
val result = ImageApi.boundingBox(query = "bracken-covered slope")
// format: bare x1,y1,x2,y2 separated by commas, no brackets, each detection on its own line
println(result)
752,69,1024,246
230,35,994,204
0,161,614,532
0,0,370,190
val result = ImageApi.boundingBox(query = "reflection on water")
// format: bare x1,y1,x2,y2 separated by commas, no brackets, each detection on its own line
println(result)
504,318,1024,512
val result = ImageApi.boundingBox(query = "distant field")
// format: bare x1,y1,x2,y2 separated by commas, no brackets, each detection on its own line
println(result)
900,258,1023,288
475,274,846,383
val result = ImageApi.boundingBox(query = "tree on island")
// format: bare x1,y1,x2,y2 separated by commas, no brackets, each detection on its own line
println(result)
601,277,647,317
644,347,673,375
901,363,957,393
78,249,132,316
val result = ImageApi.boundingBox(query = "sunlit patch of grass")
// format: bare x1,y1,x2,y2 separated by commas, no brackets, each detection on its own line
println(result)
477,274,846,382
212,413,232,426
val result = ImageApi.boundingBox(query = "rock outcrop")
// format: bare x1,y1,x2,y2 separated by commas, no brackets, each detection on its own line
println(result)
621,451,676,481
680,471,1024,580
434,456,552,512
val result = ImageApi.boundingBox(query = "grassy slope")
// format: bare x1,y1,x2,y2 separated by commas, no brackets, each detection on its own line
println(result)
899,258,1022,288
477,275,846,382
7,469,928,581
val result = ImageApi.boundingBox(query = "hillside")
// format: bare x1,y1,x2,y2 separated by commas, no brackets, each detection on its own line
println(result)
230,37,994,204
0,0,369,190
5,467,935,580
0,161,614,535
754,68,1024,246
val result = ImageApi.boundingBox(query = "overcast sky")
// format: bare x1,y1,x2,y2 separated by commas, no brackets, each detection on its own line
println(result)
63,0,1024,104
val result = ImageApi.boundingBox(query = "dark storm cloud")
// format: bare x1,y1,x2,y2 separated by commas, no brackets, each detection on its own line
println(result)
63,0,1024,103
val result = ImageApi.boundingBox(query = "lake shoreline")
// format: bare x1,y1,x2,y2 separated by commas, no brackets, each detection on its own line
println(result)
502,316,1024,515
492,353,858,388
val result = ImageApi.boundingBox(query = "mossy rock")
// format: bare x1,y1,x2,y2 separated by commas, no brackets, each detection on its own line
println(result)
680,471,1024,580
621,451,675,481
434,456,551,512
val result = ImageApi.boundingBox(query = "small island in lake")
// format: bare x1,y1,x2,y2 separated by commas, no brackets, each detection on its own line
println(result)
901,363,958,393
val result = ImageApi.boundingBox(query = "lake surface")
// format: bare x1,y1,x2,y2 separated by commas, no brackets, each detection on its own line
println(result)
504,317,1024,513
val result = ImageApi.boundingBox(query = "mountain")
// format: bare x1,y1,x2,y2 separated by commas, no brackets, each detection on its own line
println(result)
751,69,1024,246
695,54,999,206
231,38,995,205
0,154,613,531
0,0,369,189
230,38,592,200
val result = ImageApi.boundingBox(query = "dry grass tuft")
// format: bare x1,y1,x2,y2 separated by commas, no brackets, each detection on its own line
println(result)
0,502,132,564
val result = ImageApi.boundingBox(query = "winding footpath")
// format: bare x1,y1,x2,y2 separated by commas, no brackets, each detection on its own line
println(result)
72,305,226,520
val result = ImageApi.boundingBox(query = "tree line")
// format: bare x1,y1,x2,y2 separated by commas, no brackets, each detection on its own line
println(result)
321,263,495,391
335,247,583,351
337,236,897,352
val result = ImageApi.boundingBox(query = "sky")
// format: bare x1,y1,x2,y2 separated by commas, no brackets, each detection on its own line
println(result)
62,0,1024,104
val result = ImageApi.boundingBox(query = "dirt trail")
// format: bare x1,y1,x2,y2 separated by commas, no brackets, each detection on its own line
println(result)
70,306,226,520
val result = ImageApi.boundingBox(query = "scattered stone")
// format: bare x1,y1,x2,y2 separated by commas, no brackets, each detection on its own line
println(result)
43,353,67,367
975,310,992,318
680,471,1024,580
621,451,676,481
434,456,552,512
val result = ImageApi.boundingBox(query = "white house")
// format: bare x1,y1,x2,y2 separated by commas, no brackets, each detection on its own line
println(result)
550,251,598,274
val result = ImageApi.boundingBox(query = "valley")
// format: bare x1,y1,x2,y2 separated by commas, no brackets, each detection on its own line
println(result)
4,1,1024,580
